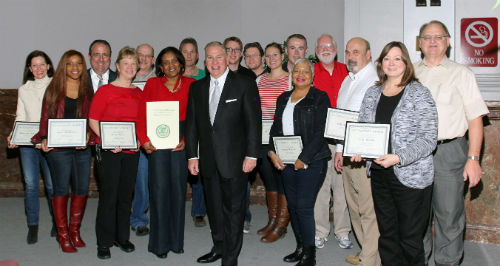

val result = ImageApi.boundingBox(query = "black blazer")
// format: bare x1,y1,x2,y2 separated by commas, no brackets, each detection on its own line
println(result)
185,71,261,179
269,87,331,164
87,68,117,92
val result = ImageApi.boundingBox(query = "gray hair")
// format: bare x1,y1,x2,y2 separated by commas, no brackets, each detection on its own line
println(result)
136,43,155,56
316,34,337,50
292,58,314,76
204,41,226,55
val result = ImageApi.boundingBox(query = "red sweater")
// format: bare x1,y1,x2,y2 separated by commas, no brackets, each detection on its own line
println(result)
313,61,348,108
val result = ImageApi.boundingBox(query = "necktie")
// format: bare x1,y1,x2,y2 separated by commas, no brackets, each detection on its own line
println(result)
97,74,103,89
209,80,220,125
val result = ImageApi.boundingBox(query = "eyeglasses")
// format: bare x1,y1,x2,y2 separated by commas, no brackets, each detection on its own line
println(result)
91,52,110,58
225,47,242,53
420,35,449,41
138,53,153,59
245,54,260,59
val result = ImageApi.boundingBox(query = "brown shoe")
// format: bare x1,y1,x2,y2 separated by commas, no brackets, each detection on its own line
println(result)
194,216,206,227
257,191,278,235
261,193,289,243
345,252,360,265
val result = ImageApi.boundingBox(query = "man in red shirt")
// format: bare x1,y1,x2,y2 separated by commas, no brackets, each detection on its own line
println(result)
312,34,352,251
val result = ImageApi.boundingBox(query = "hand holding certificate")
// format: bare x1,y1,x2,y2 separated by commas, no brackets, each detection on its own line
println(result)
99,121,137,150
10,122,40,146
324,108,359,140
147,101,179,150
47,119,87,148
343,122,390,159
272,136,303,164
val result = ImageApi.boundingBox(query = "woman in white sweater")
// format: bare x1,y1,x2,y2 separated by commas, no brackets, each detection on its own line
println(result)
7,50,55,244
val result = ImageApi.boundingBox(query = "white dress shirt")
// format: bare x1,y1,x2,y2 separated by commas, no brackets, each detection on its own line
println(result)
90,68,110,93
336,62,378,152
209,67,230,104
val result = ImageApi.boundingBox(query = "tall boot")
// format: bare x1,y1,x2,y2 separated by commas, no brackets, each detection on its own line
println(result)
52,195,77,253
257,191,278,235
296,246,316,266
69,194,87,248
47,196,56,237
261,193,289,243
283,236,303,263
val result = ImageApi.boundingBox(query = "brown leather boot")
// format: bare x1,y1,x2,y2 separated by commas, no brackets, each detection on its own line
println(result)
53,195,77,253
261,193,289,243
69,194,87,248
257,191,278,235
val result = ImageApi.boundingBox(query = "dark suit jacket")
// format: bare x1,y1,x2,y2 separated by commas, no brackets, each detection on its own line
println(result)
185,71,261,179
87,68,117,93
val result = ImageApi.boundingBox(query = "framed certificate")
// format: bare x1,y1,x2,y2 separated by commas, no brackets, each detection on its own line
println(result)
324,108,359,140
10,122,39,146
273,136,303,164
262,120,273,145
132,81,146,90
47,119,87,148
99,121,137,150
343,122,390,159
147,101,179,149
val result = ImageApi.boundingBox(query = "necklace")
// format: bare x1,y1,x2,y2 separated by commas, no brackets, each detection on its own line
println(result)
166,77,182,93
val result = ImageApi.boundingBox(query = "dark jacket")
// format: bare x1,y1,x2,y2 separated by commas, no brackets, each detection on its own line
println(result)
87,68,117,93
269,87,331,164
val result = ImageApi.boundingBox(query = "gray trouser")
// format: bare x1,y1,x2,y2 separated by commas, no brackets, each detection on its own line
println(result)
424,137,467,266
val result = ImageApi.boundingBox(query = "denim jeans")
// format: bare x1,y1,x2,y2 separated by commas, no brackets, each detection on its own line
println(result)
130,150,149,227
20,147,53,226
190,174,206,217
46,148,91,197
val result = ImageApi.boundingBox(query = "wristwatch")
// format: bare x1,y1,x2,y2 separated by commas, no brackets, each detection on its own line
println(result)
468,155,480,161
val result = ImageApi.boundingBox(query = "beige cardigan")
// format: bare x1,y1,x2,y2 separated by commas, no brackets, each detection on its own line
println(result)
15,76,52,122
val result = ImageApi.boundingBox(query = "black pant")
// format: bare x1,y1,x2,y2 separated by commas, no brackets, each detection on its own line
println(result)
96,151,139,247
258,145,284,194
371,167,432,266
203,171,248,266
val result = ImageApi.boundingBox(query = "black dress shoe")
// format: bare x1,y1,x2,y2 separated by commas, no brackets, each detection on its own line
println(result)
132,225,149,236
172,249,184,254
114,240,135,253
197,251,222,263
97,246,111,259
156,253,168,259
27,225,38,244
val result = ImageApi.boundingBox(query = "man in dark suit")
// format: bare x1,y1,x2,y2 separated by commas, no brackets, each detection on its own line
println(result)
185,41,261,266
87,39,117,93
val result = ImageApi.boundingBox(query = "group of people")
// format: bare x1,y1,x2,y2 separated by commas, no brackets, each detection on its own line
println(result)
7,19,488,266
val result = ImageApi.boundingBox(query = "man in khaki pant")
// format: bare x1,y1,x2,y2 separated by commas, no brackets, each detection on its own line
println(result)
334,37,380,266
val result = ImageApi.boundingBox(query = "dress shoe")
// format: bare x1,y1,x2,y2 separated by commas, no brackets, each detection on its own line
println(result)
50,223,57,237
194,216,207,227
172,249,184,254
114,240,135,253
197,251,222,263
132,225,149,236
156,253,168,259
27,225,38,244
284,237,303,263
97,246,111,260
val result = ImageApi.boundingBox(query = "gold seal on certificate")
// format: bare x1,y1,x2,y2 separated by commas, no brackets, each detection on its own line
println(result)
324,108,359,140
10,122,40,146
47,119,87,147
343,122,390,159
99,121,137,149
147,101,179,149
262,120,273,145
273,136,303,164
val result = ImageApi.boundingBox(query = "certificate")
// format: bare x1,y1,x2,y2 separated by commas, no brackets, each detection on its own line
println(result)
10,122,39,145
132,81,146,90
262,120,273,145
147,101,179,149
324,108,359,140
47,119,87,147
273,136,303,164
99,121,137,150
343,122,390,159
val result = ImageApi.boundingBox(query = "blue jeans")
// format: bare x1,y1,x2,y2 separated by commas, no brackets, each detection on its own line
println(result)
130,150,149,227
46,148,91,197
282,159,327,246
20,147,53,226
190,174,206,217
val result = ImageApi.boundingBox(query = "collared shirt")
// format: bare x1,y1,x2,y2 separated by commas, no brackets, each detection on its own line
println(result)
313,61,349,108
90,68,110,92
414,57,488,140
335,62,378,152
134,68,156,82
209,67,230,103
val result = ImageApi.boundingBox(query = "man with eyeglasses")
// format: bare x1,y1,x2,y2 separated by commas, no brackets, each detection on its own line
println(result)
223,37,257,80
134,43,156,82
244,42,266,77
311,34,352,253
87,39,117,93
284,34,308,72
415,20,489,266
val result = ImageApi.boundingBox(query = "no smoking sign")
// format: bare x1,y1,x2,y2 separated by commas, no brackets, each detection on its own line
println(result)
461,17,498,67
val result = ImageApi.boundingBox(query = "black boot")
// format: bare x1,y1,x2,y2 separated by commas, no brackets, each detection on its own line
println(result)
296,245,316,266
283,237,303,263
48,195,56,237
27,225,38,244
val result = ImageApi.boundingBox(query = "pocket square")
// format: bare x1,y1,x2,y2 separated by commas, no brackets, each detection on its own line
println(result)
226,99,237,103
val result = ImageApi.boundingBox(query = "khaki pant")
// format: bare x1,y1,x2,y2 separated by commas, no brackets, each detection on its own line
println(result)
343,161,381,266
314,144,351,238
